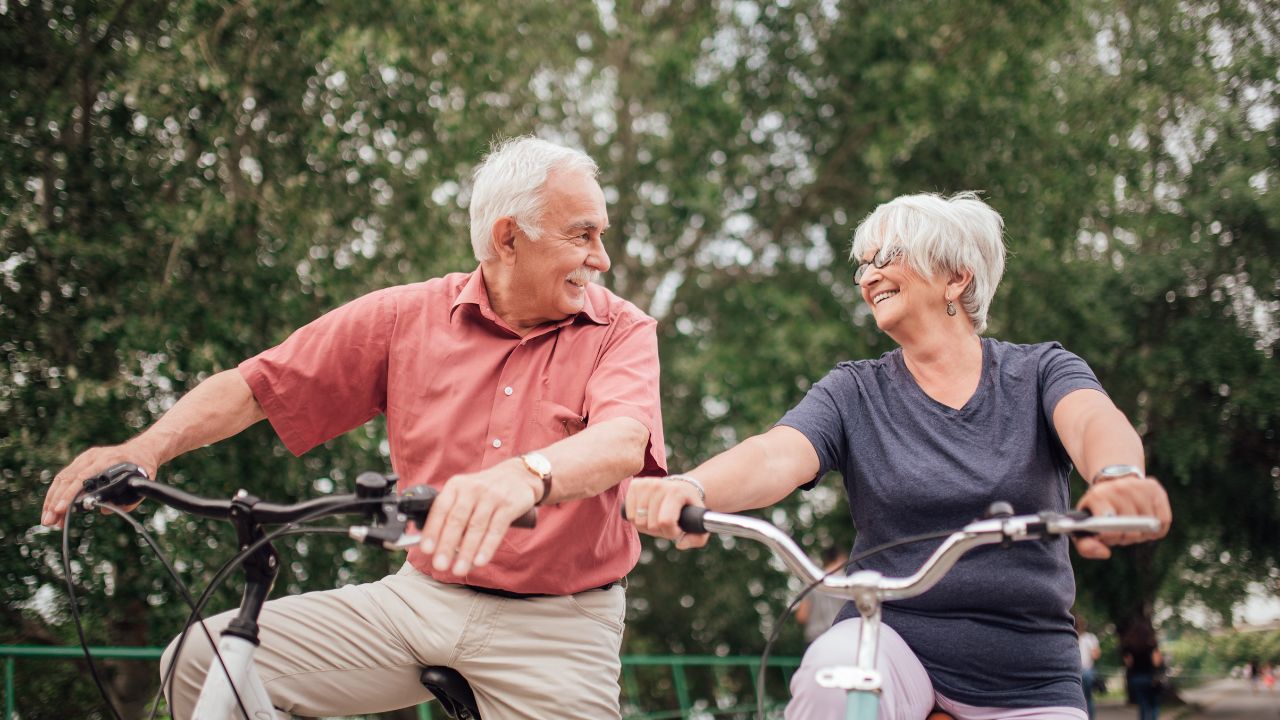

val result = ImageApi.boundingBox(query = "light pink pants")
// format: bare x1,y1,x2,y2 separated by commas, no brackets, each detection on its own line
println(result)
787,618,1088,720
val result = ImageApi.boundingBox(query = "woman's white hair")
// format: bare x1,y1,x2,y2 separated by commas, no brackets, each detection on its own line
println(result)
468,136,599,262
850,192,1006,333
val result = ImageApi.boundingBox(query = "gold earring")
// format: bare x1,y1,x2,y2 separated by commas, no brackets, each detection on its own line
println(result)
946,300,956,317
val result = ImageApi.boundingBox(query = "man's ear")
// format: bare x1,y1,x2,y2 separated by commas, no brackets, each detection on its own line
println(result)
491,217,519,265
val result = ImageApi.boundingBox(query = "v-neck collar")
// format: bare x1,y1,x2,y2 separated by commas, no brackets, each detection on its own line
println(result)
893,337,991,415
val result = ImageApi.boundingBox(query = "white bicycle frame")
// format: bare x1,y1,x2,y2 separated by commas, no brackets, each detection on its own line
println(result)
190,634,275,719
690,507,1161,720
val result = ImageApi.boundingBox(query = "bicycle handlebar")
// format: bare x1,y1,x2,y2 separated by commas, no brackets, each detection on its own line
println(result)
666,503,1160,603
76,463,537,550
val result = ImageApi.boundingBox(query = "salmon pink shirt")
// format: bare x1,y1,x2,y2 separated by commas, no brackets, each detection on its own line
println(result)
238,269,666,595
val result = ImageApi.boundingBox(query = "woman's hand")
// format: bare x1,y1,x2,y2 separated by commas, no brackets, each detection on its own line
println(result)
1074,476,1172,559
625,476,708,550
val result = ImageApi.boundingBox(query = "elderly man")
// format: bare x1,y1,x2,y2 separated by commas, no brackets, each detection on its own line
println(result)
41,137,665,718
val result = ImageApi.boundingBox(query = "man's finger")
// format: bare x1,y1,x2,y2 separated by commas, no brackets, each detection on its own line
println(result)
473,524,509,570
419,485,458,555
451,502,498,576
432,495,477,572
44,465,81,526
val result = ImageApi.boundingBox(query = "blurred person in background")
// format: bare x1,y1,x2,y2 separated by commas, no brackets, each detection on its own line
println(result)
1122,625,1163,720
795,545,848,644
1076,615,1102,719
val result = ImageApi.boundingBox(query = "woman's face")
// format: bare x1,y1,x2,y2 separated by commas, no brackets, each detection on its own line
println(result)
856,244,945,336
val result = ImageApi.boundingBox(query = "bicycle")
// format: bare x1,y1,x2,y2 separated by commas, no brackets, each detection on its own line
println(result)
67,462,533,720
662,502,1161,720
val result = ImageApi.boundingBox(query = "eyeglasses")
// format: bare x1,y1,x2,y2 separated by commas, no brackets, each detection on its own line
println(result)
853,247,903,285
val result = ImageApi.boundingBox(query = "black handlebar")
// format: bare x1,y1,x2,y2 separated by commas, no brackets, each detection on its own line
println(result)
79,462,536,538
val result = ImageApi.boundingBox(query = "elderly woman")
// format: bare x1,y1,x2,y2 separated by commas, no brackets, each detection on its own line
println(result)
627,193,1171,720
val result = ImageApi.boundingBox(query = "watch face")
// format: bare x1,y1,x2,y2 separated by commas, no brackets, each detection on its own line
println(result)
524,453,551,477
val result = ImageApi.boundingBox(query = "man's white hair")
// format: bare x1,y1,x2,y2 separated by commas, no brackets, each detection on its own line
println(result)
468,136,599,262
850,192,1006,333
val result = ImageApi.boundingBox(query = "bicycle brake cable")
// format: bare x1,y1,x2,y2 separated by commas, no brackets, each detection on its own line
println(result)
62,499,127,720
92,504,251,720
160,497,388,719
753,528,955,720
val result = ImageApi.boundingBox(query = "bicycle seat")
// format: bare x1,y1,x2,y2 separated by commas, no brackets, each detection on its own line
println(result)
420,666,481,719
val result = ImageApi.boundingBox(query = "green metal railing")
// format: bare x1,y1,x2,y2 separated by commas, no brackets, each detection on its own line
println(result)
1,645,801,719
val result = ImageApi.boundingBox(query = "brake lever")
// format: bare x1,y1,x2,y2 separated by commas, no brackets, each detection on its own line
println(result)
79,463,149,510
348,525,416,550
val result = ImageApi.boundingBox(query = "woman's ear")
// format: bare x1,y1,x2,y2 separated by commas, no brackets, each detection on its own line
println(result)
946,267,974,301
490,217,519,265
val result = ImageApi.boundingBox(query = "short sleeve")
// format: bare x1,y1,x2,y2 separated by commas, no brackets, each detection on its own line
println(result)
582,314,667,476
776,365,853,488
1038,343,1107,427
238,290,395,456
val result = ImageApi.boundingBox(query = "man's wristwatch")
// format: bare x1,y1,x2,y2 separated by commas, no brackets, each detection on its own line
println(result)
1090,464,1145,485
520,452,553,505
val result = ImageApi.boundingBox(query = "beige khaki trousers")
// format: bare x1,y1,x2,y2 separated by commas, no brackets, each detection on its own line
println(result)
160,563,626,719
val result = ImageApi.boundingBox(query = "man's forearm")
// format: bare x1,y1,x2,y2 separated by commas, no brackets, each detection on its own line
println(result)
536,416,650,503
43,367,268,527
136,368,267,466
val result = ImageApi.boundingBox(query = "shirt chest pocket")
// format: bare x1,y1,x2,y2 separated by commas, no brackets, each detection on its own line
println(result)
536,400,587,440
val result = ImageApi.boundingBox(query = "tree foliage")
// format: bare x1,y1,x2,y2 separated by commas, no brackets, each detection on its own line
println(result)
3,0,1277,716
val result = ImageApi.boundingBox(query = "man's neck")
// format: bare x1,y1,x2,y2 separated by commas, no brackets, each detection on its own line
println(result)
480,262,544,337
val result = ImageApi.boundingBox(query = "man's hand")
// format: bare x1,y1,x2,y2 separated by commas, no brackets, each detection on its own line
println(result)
42,443,161,528
1074,476,1172,559
418,459,541,576
625,476,708,550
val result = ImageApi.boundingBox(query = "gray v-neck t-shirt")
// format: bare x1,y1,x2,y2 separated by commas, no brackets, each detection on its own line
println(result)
778,337,1104,710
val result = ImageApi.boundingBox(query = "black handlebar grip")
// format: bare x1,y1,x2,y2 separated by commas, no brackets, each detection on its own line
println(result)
677,506,707,534
618,504,708,533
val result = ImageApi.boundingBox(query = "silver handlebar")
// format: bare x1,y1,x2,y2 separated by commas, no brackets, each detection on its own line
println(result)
701,510,1161,603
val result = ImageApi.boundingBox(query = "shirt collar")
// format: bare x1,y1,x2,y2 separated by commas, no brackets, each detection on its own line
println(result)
450,267,609,328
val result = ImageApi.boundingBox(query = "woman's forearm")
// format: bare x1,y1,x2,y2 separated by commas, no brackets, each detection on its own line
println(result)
688,426,819,512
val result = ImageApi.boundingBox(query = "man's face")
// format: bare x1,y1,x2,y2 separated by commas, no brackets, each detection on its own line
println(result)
511,167,611,324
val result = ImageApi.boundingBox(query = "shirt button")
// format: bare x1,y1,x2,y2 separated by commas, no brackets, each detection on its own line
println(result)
504,386,513,396
492,439,502,448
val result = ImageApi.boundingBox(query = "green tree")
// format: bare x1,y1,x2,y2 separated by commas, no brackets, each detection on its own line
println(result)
3,0,1277,717
2,1,593,716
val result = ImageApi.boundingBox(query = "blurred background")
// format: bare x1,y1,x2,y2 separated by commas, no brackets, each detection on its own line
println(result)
2,0,1277,717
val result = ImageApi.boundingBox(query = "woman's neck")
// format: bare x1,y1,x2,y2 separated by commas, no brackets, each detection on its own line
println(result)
899,331,984,409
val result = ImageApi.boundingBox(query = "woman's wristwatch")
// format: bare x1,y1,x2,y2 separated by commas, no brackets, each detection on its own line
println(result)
1090,464,1145,485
